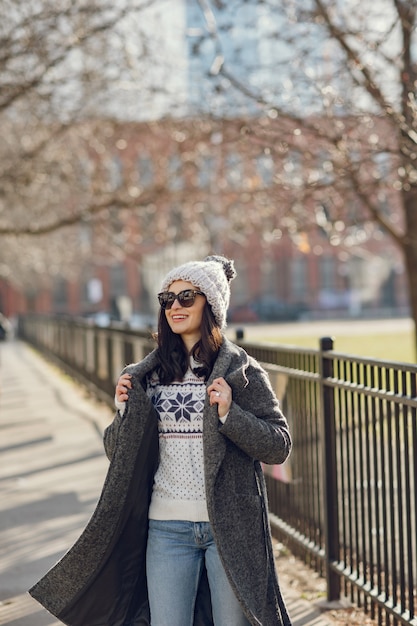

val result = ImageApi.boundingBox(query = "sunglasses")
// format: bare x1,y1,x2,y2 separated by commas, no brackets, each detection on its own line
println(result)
158,289,205,310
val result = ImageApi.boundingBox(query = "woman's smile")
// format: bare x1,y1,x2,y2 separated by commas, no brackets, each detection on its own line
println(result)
171,313,188,321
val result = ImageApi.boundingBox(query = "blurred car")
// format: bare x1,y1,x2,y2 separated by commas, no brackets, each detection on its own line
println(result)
250,297,308,322
228,304,259,323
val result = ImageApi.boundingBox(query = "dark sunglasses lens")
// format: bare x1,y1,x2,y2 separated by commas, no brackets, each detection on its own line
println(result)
178,290,195,307
158,293,173,309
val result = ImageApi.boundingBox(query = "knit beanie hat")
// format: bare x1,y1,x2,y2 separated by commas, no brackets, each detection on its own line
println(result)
160,255,237,329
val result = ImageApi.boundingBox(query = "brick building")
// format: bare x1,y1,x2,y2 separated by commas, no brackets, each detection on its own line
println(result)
0,115,409,325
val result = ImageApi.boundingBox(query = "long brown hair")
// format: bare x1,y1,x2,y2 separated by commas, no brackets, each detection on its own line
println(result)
154,303,223,383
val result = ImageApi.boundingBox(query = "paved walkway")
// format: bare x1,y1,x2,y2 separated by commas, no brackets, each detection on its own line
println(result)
0,340,341,626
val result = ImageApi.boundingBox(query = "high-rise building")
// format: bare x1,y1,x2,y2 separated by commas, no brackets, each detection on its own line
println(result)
184,0,261,115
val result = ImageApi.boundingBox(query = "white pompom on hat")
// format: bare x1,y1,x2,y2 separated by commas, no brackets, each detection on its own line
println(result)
160,255,237,329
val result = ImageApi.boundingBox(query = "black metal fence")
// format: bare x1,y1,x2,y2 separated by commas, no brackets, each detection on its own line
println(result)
18,315,417,626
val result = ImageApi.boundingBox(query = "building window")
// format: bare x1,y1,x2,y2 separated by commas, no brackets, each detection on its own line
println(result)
109,264,127,299
81,276,103,310
225,152,244,188
107,155,123,190
256,153,274,187
167,154,184,191
137,154,154,187
291,256,307,300
52,278,68,310
198,156,214,188
261,256,275,293
319,255,335,290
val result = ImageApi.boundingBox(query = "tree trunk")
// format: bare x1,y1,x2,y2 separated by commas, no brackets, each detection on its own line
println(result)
403,193,417,361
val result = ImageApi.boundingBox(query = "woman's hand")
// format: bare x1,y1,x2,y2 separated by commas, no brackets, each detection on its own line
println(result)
207,377,232,419
115,373,132,402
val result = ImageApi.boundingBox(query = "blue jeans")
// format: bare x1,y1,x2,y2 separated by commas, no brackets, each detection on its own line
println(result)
146,519,251,626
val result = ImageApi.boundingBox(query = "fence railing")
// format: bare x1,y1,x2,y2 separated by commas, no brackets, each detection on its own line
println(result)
18,315,417,626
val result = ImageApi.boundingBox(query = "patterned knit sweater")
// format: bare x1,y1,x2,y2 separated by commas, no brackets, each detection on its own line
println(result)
146,367,209,521
116,365,228,522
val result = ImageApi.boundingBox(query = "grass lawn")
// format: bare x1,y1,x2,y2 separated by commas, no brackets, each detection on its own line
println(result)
229,322,416,364
262,331,415,363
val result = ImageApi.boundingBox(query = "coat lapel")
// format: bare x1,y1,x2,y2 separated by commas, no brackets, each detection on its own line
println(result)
203,342,233,498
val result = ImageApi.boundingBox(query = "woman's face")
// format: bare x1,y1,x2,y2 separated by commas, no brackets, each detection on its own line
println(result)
164,280,206,349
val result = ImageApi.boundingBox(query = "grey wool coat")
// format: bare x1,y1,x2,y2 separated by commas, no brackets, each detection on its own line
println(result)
29,338,293,626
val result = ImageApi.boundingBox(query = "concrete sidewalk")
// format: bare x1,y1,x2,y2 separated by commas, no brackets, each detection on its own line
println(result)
0,340,338,626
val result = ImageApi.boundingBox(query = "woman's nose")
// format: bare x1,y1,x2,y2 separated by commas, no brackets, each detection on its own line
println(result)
171,297,182,309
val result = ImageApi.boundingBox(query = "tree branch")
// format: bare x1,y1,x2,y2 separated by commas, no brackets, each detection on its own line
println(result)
313,0,417,148
0,186,166,236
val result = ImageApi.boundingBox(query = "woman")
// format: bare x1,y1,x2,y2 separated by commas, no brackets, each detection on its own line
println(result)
29,255,292,626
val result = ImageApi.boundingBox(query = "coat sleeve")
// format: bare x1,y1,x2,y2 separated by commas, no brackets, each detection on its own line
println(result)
103,360,145,461
219,361,292,465
103,410,124,461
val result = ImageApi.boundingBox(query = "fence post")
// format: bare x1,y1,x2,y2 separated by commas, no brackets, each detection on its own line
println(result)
320,336,341,601
235,328,245,341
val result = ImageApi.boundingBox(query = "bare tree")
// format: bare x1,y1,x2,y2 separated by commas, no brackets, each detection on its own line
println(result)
199,0,417,353
2,0,417,356
0,0,178,288
303,0,417,354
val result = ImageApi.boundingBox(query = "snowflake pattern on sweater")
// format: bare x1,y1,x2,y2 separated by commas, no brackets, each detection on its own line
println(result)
146,368,209,520
152,387,205,430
